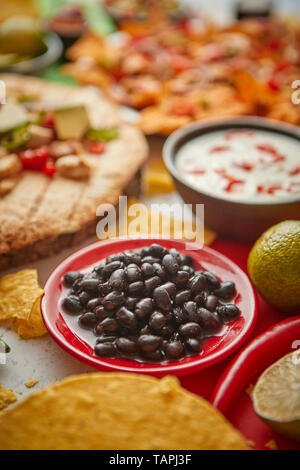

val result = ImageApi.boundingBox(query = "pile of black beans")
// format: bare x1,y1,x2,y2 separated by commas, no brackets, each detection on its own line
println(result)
62,244,240,362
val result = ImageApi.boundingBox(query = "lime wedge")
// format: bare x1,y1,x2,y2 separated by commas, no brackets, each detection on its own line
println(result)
253,351,300,441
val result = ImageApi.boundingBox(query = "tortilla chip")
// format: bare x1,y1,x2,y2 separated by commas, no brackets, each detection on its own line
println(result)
0,373,248,450
116,197,216,246
143,157,174,196
0,270,46,339
0,270,43,321
0,385,17,411
265,439,278,450
13,294,47,339
25,380,38,389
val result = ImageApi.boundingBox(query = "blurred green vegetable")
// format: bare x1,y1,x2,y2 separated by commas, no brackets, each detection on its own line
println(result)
1,124,30,151
87,127,119,142
0,338,10,353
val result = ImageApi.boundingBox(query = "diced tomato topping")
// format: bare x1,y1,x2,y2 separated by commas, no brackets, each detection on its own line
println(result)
86,141,106,154
43,159,56,177
289,167,300,176
170,54,193,73
41,111,55,129
276,59,291,72
225,130,254,140
209,145,230,153
186,169,206,174
225,179,244,192
267,78,280,92
19,146,51,171
257,184,282,194
256,143,285,162
215,168,244,192
234,161,254,171
170,101,196,117
268,39,281,52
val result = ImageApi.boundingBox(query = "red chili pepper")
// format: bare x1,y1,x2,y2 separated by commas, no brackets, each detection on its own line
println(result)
41,111,55,129
210,145,230,153
20,146,50,171
86,141,106,154
43,159,56,177
257,184,282,194
215,168,244,192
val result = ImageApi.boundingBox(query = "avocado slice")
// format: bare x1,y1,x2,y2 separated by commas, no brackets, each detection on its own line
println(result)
0,102,29,133
53,105,90,140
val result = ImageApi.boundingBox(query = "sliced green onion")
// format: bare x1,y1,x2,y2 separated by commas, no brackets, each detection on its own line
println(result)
87,127,119,142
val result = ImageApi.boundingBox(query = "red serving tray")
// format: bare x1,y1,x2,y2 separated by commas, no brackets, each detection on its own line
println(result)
178,238,300,450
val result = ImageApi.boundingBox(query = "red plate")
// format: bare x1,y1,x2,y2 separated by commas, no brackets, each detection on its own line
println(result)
41,237,257,376
212,316,300,450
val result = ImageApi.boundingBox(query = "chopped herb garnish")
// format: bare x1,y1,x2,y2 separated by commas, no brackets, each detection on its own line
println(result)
87,127,119,142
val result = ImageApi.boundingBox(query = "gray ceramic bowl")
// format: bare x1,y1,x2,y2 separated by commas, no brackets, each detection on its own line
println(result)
163,117,300,241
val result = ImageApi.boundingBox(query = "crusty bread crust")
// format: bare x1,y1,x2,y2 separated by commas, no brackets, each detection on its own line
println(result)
0,75,148,269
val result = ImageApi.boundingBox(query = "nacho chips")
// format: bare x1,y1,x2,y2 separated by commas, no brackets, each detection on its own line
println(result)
0,373,248,450
0,385,17,411
0,269,46,339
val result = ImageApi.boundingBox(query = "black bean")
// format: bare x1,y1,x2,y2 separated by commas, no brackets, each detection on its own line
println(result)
179,322,201,337
140,325,152,335
79,278,100,292
98,281,110,295
96,336,117,343
183,301,198,322
63,271,82,287
141,262,155,277
124,250,141,265
169,248,182,264
135,298,153,318
78,312,98,329
144,276,161,294
217,304,240,322
94,342,116,357
142,256,160,264
103,291,124,311
149,243,168,258
214,282,236,300
137,334,162,353
79,291,91,307
205,294,219,312
181,254,194,266
106,253,125,263
144,349,164,361
160,325,174,338
181,265,194,275
165,341,184,359
175,290,191,305
108,268,126,291
125,264,142,283
185,338,202,353
86,297,102,311
116,337,137,355
193,292,205,306
94,306,109,322
172,306,188,325
100,317,120,334
153,263,167,280
153,286,172,312
204,271,221,290
128,281,144,296
162,281,177,298
197,308,221,333
189,273,206,293
173,270,189,287
116,307,137,330
149,311,167,330
125,297,138,309
162,254,179,274
102,261,124,278
62,295,82,314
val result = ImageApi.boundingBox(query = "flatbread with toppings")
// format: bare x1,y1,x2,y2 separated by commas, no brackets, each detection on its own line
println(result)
0,373,248,450
0,74,148,270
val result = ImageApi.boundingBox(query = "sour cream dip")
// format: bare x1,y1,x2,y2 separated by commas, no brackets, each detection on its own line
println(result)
176,128,300,202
